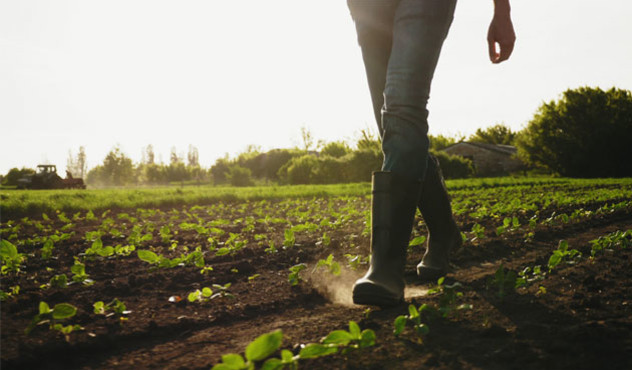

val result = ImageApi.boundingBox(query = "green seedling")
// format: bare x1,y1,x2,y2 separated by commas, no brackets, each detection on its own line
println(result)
25,302,82,342
515,265,545,288
487,264,517,299
470,223,486,241
283,229,295,248
41,238,55,259
264,241,278,254
85,238,115,258
212,322,376,370
248,274,260,282
408,235,427,252
46,274,69,289
1,239,26,274
394,304,432,338
590,230,632,257
71,260,94,285
313,254,341,276
320,232,331,247
211,283,235,299
212,330,283,370
160,224,173,243
344,254,368,271
94,298,130,316
548,240,581,272
496,216,520,236
428,277,471,318
288,263,307,286
0,285,20,301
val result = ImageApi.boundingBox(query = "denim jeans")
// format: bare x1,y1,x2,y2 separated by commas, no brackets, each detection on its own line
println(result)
348,0,457,181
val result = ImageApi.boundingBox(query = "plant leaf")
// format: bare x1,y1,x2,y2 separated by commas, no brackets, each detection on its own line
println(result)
348,321,361,338
394,315,407,336
298,343,338,359
137,250,159,264
220,353,245,368
321,330,353,345
245,330,283,362
52,303,77,320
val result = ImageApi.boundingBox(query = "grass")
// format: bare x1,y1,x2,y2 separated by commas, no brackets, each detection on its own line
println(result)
0,183,371,221
2,177,631,221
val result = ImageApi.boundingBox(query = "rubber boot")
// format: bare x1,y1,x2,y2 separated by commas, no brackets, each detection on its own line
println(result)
416,154,462,282
353,171,422,307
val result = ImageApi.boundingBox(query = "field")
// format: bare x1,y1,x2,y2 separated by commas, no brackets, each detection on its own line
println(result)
2,177,632,370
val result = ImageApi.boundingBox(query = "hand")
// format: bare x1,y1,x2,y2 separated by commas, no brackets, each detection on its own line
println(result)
487,12,516,63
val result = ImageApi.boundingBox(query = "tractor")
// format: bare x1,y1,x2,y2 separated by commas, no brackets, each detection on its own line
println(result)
17,165,86,189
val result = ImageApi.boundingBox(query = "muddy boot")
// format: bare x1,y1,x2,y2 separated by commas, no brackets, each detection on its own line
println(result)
416,155,462,282
353,171,422,307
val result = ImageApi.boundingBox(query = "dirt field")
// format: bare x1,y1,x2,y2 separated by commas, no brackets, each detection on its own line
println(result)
2,190,632,370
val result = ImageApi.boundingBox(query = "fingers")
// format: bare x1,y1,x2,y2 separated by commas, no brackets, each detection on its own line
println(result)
487,39,498,63
488,39,514,64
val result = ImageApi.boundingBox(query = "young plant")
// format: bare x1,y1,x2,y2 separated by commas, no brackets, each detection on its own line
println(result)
94,298,130,316
71,260,94,285
394,304,432,338
487,264,517,299
344,254,368,271
283,229,296,248
428,277,471,318
1,239,26,274
25,302,83,342
288,263,307,286
548,240,581,272
313,254,341,276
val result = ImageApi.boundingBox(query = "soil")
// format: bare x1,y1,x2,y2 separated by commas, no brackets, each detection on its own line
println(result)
1,201,631,370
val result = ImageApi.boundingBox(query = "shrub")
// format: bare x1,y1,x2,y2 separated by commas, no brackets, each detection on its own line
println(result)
432,150,474,179
516,86,632,177
227,165,254,187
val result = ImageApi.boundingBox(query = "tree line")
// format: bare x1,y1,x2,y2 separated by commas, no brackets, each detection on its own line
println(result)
3,86,631,187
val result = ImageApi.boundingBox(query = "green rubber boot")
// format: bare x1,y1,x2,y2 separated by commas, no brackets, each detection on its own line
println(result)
416,154,462,282
353,171,422,307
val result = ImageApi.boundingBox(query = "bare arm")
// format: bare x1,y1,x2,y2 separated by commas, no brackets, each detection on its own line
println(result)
488,0,516,63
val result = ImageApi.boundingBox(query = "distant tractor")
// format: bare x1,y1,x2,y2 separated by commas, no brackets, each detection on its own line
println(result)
17,165,86,189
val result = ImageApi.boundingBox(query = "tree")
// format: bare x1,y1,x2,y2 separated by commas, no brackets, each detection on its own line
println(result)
299,126,314,151
144,145,155,165
170,147,182,165
66,146,87,178
468,124,516,145
321,141,351,158
516,86,632,177
187,145,199,167
86,146,135,186
2,167,35,186
428,134,464,150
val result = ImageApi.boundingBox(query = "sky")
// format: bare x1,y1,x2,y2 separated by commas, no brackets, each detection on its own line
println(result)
1,0,631,175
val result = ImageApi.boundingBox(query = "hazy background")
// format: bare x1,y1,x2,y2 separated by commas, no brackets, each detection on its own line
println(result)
1,0,631,174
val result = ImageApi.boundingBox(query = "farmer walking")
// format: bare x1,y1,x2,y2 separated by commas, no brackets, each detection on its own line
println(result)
348,0,516,306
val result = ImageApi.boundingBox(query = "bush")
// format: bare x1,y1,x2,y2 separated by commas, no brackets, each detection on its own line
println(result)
321,141,351,158
516,86,632,177
227,165,254,187
2,167,35,186
432,150,474,179
278,155,318,185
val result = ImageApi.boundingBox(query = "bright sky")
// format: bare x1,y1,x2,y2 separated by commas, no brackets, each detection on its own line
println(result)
1,0,631,175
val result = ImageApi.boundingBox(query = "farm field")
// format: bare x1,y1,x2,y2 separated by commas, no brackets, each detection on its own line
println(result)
1,177,632,369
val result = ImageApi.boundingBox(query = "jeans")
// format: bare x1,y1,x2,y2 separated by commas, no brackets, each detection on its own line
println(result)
348,0,456,181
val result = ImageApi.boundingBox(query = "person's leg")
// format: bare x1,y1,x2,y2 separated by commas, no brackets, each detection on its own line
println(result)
349,0,457,306
381,0,457,181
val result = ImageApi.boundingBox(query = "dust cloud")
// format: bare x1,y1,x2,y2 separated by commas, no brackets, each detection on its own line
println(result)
307,266,430,305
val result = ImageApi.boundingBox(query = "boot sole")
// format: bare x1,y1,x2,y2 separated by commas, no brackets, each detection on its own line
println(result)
352,283,403,307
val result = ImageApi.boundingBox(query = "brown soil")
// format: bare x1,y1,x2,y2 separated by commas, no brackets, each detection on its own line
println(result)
1,203,631,370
